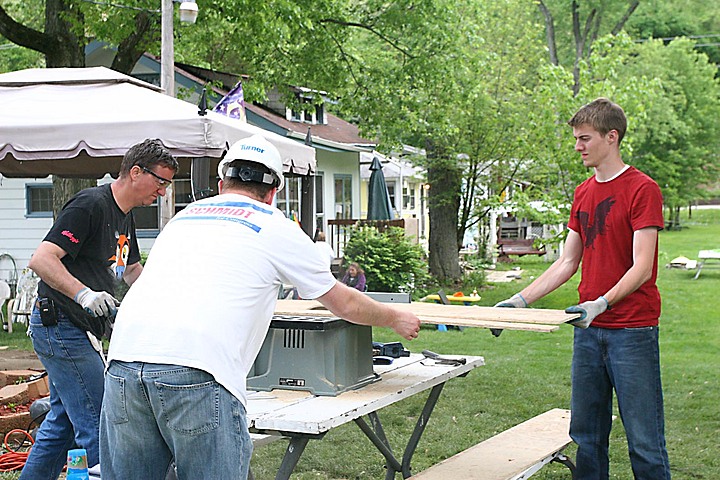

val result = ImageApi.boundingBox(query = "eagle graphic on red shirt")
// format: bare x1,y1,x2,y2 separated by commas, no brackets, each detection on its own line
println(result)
575,196,616,248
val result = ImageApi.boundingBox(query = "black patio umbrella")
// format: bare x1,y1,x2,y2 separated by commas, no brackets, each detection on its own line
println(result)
367,156,395,220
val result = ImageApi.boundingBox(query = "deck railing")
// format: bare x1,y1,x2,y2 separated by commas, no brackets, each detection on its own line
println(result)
327,218,406,259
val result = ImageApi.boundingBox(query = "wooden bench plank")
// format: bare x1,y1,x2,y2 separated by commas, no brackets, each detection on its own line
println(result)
498,238,546,257
411,409,572,480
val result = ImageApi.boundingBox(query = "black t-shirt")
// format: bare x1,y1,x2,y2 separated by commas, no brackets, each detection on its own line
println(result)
37,184,140,338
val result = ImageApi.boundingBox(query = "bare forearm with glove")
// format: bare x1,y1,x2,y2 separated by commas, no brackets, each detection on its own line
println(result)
495,230,583,309
29,241,119,317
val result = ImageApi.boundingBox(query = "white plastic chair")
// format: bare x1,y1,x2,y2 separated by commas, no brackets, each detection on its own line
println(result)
0,280,11,332
9,269,39,330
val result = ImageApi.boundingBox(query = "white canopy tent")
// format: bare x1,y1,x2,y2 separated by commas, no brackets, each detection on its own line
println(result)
0,67,315,178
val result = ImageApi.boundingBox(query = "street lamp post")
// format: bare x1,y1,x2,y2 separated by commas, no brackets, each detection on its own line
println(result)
160,0,175,97
160,0,198,97
159,0,198,229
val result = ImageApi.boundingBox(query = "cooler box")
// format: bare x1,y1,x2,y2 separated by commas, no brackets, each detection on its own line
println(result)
247,315,379,396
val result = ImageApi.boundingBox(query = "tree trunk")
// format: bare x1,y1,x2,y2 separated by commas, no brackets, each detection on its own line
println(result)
112,11,156,73
426,143,463,283
45,0,85,68
537,0,558,66
44,1,93,214
611,1,640,35
52,177,96,219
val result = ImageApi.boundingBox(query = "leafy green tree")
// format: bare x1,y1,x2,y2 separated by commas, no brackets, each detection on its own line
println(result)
518,32,720,229
0,0,157,71
171,0,356,104
620,37,720,225
317,0,552,282
536,0,640,94
455,14,550,257
625,0,720,65
0,1,43,71
343,226,429,294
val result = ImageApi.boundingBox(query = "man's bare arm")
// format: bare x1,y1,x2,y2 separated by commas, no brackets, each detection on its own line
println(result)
602,227,658,306
317,282,420,341
123,262,143,286
519,230,584,305
28,241,86,299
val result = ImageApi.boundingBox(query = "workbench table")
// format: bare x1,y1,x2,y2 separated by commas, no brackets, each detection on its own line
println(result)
246,353,484,480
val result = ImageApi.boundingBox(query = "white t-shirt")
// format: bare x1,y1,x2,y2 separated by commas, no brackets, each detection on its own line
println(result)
107,193,336,405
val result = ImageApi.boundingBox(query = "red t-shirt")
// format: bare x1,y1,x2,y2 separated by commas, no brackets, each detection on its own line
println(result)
568,166,664,328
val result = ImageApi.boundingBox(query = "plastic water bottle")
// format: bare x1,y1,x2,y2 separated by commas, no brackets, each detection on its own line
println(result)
66,448,90,480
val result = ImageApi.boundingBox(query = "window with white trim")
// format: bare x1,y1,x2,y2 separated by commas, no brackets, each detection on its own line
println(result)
26,184,53,218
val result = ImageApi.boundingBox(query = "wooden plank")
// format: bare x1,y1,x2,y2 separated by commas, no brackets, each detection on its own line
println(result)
275,304,558,332
249,355,484,435
274,300,578,327
411,409,572,480
417,317,558,333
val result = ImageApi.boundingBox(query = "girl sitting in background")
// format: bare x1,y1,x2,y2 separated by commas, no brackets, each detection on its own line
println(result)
341,262,366,292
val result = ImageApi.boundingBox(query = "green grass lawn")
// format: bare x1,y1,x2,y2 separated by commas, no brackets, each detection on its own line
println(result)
1,209,718,480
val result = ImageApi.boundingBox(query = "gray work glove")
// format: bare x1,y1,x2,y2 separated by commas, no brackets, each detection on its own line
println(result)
491,293,528,338
74,287,120,317
565,296,609,329
494,293,528,308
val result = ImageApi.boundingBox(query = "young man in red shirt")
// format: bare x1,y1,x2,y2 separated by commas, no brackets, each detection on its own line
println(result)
496,98,671,479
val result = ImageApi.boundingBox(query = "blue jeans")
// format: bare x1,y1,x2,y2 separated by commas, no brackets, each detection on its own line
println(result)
20,307,105,480
571,326,671,480
99,361,253,480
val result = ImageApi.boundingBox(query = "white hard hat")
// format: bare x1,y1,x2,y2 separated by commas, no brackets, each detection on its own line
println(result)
218,135,285,190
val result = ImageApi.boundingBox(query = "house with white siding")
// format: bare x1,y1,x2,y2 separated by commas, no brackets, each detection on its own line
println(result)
0,176,53,288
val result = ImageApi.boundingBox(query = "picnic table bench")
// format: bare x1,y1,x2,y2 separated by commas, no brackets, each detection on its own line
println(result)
498,238,546,258
693,249,720,279
411,408,574,480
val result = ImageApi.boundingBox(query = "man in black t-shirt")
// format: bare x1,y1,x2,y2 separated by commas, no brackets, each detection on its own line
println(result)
20,140,178,480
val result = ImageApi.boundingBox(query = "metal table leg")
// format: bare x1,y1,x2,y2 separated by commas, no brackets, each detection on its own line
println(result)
693,260,705,279
399,383,445,478
355,414,403,476
274,436,311,480
355,382,446,479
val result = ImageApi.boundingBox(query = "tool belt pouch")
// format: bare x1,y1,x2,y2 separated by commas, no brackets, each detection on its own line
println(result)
38,298,58,326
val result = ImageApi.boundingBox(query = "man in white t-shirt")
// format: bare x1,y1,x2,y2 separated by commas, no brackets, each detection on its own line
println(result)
98,135,421,480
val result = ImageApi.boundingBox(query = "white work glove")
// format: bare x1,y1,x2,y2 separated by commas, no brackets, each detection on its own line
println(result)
565,296,609,329
74,287,119,317
494,293,528,308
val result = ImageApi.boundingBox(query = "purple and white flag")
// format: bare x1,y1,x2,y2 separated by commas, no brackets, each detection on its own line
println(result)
214,81,246,122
